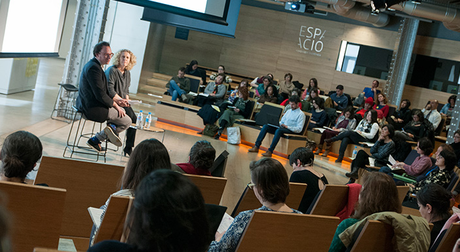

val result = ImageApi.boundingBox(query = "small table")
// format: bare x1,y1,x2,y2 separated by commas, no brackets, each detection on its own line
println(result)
143,126,166,143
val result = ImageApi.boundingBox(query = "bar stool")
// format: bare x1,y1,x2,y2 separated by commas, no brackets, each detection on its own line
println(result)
51,83,79,123
63,106,108,162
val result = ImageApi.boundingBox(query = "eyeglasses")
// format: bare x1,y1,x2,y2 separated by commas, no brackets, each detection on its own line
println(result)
105,53,114,58
247,182,255,190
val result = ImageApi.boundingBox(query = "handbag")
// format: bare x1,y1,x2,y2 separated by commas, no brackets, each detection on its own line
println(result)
203,124,219,137
227,127,241,145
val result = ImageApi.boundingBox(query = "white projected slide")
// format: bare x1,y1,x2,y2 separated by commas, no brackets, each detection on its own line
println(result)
1,0,64,54
151,0,207,13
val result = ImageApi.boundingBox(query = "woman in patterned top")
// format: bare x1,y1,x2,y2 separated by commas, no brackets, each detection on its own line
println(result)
410,149,457,194
208,158,302,252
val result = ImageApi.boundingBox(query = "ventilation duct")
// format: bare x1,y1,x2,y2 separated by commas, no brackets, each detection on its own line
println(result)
313,0,390,27
390,1,460,32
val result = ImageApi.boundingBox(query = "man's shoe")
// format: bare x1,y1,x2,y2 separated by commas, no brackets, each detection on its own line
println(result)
335,157,343,163
262,151,272,157
104,123,122,147
248,146,259,153
214,133,221,140
87,138,103,153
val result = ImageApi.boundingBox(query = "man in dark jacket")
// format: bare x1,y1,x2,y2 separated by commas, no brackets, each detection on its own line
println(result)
76,41,131,152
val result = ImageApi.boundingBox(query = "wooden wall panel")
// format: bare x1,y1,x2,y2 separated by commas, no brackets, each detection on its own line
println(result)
144,4,460,109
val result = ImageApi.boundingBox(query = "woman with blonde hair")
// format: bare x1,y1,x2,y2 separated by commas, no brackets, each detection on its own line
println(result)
105,49,137,156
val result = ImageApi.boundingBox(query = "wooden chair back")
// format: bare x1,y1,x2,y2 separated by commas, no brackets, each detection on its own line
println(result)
309,184,349,216
301,111,312,136
397,186,409,204
183,174,227,205
210,150,229,177
231,182,306,217
93,196,132,244
34,156,125,237
350,220,394,252
434,223,460,252
235,211,340,252
255,102,284,126
184,74,203,90
0,181,66,252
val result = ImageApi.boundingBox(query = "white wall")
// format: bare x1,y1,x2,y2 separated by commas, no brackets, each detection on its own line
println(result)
58,0,77,59
103,0,150,94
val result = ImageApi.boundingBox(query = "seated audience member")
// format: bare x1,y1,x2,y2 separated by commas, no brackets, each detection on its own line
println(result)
373,93,390,118
0,131,42,183
301,78,320,100
440,95,456,117
325,110,379,163
409,149,457,194
208,158,302,252
195,73,227,107
210,65,232,83
328,85,348,111
394,110,431,142
388,99,412,130
451,130,460,167
215,87,251,139
250,74,274,95
418,144,455,182
228,79,249,103
258,84,278,104
354,97,374,122
345,124,395,183
248,95,306,157
289,147,328,213
280,88,302,112
417,184,452,247
329,172,402,252
301,87,319,112
380,137,433,178
76,42,131,152
177,140,216,175
353,80,380,106
185,59,206,84
315,107,357,156
255,75,273,98
90,138,172,244
422,99,442,129
279,73,295,100
166,66,190,102
89,170,211,252
308,97,327,130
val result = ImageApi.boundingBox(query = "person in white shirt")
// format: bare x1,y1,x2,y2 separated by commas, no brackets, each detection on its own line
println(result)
422,99,442,129
248,95,305,157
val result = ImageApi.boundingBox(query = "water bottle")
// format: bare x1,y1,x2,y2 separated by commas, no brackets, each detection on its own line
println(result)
136,110,144,129
352,146,358,159
144,112,152,129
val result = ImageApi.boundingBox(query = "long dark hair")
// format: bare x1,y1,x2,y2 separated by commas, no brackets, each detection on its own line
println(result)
352,173,401,220
186,60,199,72
126,170,211,252
417,184,451,222
121,139,171,190
1,131,42,181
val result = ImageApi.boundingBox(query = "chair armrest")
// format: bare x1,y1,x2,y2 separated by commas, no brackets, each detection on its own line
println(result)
393,174,416,184
365,165,380,171
407,141,417,145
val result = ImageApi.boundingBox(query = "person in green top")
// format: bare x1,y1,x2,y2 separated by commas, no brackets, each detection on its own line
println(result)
328,172,402,252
